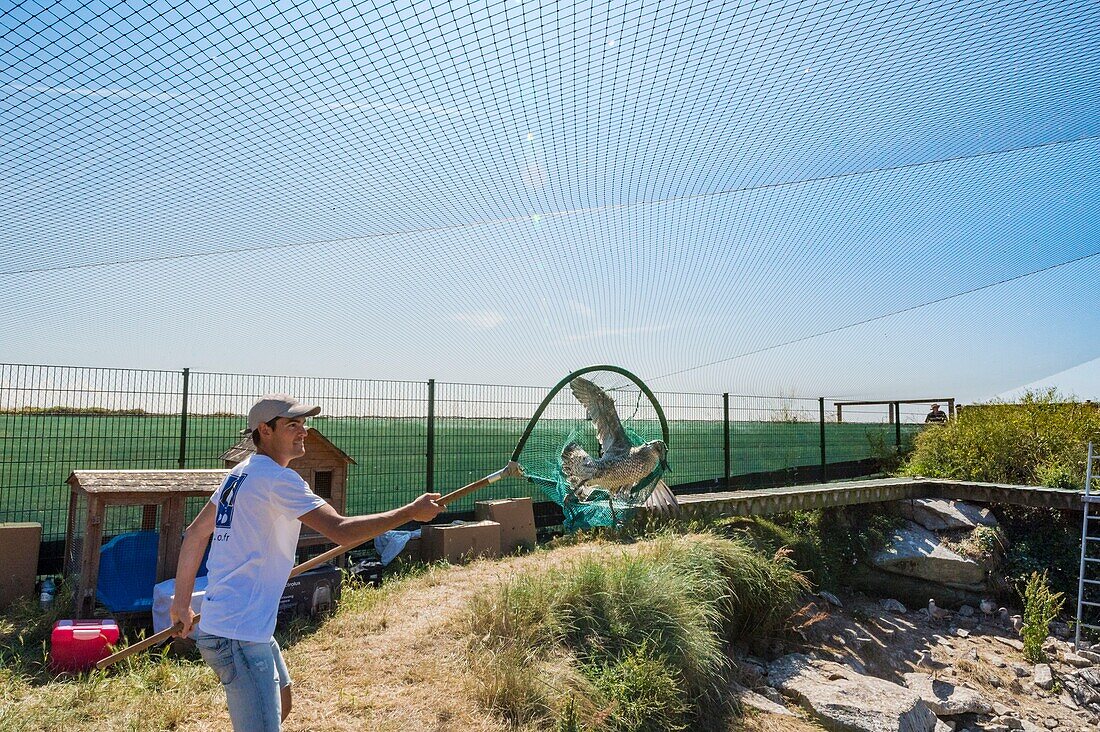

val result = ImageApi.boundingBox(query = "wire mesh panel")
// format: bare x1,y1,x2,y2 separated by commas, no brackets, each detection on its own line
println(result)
727,394,823,486
0,364,183,568
432,381,546,512
63,489,88,581
653,390,724,486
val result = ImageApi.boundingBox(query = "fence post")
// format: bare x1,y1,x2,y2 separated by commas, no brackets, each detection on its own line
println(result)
819,397,827,482
177,367,190,469
426,379,435,493
723,393,730,491
894,401,902,453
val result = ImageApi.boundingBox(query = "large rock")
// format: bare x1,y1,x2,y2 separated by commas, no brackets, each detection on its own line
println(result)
728,679,795,716
872,521,987,587
768,653,942,732
903,672,993,715
850,564,987,609
897,499,998,532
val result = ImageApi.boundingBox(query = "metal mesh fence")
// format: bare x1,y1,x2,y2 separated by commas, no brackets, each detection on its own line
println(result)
0,364,183,569
728,394,823,487
182,372,429,518
657,390,725,487
0,363,939,571
433,381,544,514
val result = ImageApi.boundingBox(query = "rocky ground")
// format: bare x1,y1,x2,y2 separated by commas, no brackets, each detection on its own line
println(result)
733,591,1100,732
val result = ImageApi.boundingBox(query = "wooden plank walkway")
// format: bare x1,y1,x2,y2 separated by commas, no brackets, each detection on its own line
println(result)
674,477,1083,519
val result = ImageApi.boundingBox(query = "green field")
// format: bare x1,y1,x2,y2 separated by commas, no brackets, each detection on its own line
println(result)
0,414,918,541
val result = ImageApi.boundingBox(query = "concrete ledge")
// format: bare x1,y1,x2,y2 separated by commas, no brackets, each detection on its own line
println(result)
672,477,1082,520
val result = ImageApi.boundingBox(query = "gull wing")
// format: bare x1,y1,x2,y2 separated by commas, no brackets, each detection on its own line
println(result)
642,480,681,516
569,377,631,458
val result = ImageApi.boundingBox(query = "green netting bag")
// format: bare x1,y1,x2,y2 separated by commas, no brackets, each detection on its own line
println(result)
509,366,674,531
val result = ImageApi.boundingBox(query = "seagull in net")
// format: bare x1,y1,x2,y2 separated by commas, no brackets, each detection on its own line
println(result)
560,376,679,515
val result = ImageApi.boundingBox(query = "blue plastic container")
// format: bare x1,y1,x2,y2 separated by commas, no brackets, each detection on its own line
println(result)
95,530,210,613
96,530,159,613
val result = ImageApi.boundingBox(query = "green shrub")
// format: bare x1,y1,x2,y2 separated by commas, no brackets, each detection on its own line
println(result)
718,507,902,591
1020,570,1065,663
1000,506,1080,597
902,388,1100,486
1035,460,1079,491
866,428,915,473
582,642,689,732
464,533,808,730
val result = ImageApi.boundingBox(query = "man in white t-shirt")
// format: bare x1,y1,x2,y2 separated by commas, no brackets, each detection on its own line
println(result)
170,394,443,731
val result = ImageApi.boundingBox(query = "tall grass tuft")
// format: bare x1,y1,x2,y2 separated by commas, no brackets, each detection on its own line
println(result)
464,533,808,731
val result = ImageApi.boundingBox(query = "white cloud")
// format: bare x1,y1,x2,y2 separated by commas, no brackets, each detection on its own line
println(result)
562,323,670,342
567,300,595,317
450,309,505,330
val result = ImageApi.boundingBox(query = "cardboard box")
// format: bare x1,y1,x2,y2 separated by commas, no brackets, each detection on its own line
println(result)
421,520,501,563
0,522,41,610
474,498,537,555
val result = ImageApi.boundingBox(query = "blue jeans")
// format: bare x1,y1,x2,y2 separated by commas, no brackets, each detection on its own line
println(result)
193,630,291,731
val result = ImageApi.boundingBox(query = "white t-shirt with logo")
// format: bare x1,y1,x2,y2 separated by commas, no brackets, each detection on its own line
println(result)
198,454,326,642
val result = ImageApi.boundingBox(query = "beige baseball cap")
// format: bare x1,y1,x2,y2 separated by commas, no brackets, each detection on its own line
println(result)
246,394,321,430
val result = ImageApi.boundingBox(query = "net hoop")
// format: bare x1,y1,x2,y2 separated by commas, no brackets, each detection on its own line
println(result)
510,364,670,463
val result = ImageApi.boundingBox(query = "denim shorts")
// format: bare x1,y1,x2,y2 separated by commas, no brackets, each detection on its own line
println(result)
193,629,291,732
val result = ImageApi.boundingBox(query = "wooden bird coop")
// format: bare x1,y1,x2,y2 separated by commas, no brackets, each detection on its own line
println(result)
220,427,355,548
64,470,224,617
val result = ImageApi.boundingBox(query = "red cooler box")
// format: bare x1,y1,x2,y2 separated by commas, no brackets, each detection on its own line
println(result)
50,619,120,673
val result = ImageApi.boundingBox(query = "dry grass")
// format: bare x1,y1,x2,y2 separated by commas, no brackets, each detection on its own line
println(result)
953,653,1024,695
0,658,221,732
3,535,804,731
186,541,617,732
736,711,828,732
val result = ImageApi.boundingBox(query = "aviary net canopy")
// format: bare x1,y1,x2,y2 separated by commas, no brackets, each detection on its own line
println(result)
2,0,1097,396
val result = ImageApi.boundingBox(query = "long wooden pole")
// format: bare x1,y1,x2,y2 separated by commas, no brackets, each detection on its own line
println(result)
96,462,521,670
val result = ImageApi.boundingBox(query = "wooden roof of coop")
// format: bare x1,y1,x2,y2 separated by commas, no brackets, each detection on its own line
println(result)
66,469,225,495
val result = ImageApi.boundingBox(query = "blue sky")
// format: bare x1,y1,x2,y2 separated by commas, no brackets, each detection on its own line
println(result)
1,0,1098,402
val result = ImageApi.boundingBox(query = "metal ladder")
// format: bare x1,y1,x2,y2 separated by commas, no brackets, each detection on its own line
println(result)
1076,442,1100,650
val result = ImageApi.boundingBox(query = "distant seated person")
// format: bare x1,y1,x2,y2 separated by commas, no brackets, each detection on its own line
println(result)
925,403,948,424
